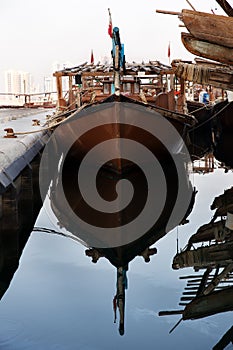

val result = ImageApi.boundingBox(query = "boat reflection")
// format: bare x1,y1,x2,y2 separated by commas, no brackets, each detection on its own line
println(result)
85,245,157,336
160,185,233,349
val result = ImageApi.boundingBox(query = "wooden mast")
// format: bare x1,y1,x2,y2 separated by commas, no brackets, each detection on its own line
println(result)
216,0,233,16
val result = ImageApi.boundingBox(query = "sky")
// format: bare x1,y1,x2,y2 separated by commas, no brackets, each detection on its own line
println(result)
0,0,229,90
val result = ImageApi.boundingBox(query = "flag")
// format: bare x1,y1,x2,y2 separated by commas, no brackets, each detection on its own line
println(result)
90,49,94,64
168,42,171,59
108,8,113,38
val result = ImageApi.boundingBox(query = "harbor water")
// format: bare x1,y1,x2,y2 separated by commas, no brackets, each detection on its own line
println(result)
0,166,232,349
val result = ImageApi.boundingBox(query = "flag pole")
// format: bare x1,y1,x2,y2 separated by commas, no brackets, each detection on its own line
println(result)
168,41,171,65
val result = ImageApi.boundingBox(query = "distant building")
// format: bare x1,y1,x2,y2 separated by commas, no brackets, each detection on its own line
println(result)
51,61,74,93
4,70,33,104
44,76,53,93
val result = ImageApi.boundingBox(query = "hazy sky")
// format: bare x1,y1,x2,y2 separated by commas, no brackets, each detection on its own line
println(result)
0,0,228,90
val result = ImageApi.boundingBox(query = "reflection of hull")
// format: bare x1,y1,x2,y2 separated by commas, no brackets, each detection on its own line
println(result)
183,286,233,320
187,221,227,248
187,99,233,167
187,100,214,159
213,101,233,168
211,187,233,218
181,32,233,65
46,94,194,267
173,241,233,270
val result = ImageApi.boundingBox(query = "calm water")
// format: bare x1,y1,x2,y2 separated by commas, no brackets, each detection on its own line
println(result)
0,170,232,349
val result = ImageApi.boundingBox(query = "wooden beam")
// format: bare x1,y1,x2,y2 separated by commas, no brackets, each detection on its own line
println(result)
216,0,233,17
186,0,196,11
156,9,181,16
158,310,183,316
203,263,233,295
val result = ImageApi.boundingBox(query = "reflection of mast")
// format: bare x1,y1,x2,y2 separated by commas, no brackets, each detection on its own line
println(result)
114,266,128,336
213,325,233,350
85,245,156,335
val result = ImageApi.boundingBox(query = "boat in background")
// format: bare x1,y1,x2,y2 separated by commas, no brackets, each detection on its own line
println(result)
181,32,233,66
180,9,233,48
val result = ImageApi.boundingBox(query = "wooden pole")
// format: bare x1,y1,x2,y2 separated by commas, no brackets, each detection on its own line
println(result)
156,9,181,16
169,318,183,334
215,0,233,17
203,263,233,295
186,0,196,11
159,310,183,316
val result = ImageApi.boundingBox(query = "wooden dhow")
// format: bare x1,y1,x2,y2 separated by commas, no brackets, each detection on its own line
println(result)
180,9,233,49
181,32,233,66
42,25,196,270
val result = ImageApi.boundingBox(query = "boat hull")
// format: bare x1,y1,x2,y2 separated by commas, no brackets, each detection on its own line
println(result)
181,9,233,48
41,95,194,266
181,32,233,66
183,287,233,320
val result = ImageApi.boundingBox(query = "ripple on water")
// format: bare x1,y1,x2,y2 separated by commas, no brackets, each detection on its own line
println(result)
0,317,25,347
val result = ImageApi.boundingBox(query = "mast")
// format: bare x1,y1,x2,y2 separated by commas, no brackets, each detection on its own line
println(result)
109,9,125,96
215,0,233,17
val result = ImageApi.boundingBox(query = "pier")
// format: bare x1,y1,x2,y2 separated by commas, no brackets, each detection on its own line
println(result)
0,108,51,298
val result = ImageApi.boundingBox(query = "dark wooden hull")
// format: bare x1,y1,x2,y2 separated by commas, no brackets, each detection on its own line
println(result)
183,286,233,320
181,32,233,66
173,241,233,270
187,221,227,246
213,101,233,168
181,9,233,48
45,94,195,267
54,94,195,173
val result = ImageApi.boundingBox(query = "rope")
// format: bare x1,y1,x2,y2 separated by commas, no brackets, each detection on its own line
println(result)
175,62,210,85
33,226,82,243
189,101,231,132
187,103,212,116
13,104,88,135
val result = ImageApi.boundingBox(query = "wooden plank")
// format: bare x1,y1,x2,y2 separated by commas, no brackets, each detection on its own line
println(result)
181,32,233,66
183,287,233,320
181,296,195,301
180,274,216,279
156,9,181,15
203,263,233,295
158,310,183,316
181,9,233,48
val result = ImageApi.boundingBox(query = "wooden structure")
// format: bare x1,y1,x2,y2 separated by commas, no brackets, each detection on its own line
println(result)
180,9,233,49
159,265,233,321
53,60,175,112
192,154,215,173
181,32,233,66
0,112,50,299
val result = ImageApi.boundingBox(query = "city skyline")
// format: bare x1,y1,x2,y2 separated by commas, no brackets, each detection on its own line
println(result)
0,0,226,93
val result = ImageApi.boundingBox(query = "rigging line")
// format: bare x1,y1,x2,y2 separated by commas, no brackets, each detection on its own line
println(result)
14,103,88,135
33,226,85,245
176,226,179,254
187,103,212,116
169,317,183,334
189,101,231,132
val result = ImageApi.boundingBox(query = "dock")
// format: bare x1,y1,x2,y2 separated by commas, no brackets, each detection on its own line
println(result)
0,108,52,298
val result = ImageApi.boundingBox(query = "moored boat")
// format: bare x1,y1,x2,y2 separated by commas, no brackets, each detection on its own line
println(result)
181,32,233,66
40,25,196,270
180,9,233,48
